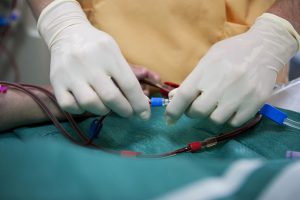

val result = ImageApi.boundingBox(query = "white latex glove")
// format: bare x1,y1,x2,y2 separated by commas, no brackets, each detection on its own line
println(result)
37,0,150,119
166,13,299,126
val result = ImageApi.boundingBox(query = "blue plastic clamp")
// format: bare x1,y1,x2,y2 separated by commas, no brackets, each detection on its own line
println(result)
259,104,288,125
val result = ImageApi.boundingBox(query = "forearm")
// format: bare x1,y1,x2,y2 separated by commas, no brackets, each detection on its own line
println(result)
0,66,158,132
26,0,53,19
0,86,65,132
268,0,300,33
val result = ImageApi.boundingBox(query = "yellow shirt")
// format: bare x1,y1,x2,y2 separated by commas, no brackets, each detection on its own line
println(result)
78,0,275,83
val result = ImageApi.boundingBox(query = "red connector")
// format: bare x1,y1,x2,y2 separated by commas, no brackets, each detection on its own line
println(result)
188,141,202,152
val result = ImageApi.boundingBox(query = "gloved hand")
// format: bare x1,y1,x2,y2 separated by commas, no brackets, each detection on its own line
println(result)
166,13,299,126
37,0,150,119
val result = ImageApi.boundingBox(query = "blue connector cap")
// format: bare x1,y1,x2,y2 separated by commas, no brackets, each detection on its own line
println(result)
259,104,288,125
88,119,103,139
150,97,163,107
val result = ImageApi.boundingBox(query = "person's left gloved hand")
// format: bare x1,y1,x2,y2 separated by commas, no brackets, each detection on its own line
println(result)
166,13,299,126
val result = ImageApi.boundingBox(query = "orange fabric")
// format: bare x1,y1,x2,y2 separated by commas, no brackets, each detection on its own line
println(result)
78,0,275,83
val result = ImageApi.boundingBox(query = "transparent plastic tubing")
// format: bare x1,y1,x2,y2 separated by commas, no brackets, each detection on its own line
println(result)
284,118,300,130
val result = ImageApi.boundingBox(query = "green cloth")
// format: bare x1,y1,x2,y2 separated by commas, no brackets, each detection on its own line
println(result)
0,107,299,200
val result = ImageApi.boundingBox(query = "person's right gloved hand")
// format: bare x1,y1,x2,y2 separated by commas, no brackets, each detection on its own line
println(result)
37,0,150,119
165,13,299,127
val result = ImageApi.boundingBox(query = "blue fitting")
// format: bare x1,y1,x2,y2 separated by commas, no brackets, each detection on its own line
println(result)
150,97,163,107
259,104,288,125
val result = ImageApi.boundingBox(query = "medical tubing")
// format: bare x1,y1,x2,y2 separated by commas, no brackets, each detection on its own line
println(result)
20,83,88,143
12,84,118,152
140,79,166,90
1,81,177,156
0,80,262,158
20,85,107,147
0,82,125,155
0,81,79,143
136,114,262,158
211,114,262,143
20,83,90,144
284,118,300,130
140,79,174,96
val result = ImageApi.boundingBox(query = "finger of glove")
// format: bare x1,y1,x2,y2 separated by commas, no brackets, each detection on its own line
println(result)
91,74,134,118
210,102,240,124
112,59,150,120
185,90,218,119
168,88,178,100
165,79,200,122
69,82,110,116
53,86,84,114
209,84,250,124
165,56,210,122
229,103,261,127
142,84,150,96
229,81,273,127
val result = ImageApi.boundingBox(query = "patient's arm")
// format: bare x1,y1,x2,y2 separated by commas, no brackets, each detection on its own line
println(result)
268,0,300,33
0,86,65,132
0,67,160,132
